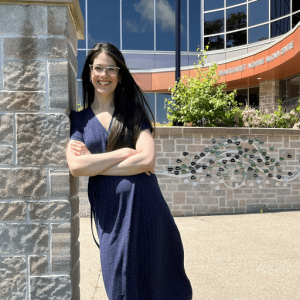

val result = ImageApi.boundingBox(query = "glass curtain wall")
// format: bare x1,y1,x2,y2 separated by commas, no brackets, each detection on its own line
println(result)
280,74,300,110
227,87,259,108
204,0,300,51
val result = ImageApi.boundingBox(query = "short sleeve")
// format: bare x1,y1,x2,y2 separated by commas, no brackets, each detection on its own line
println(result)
141,120,153,134
70,110,84,142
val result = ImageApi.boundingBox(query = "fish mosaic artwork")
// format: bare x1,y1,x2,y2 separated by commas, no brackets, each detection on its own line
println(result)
157,136,300,190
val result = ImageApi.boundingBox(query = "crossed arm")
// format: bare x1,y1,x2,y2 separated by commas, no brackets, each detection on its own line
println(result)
66,129,156,177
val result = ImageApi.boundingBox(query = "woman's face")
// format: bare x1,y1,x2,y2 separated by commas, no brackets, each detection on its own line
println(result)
90,52,121,98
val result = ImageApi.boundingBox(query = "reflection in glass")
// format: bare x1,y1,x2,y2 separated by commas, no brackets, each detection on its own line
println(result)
88,1,120,49
77,50,87,79
204,0,224,11
204,11,224,35
293,0,300,12
78,0,86,49
271,0,290,20
189,0,201,52
249,87,259,108
145,93,156,121
156,93,170,124
77,80,83,108
226,0,246,7
226,5,247,31
226,30,246,48
249,0,269,26
249,24,269,44
235,89,248,106
122,0,154,50
271,17,290,37
204,35,224,51
292,12,300,27
287,76,299,99
280,80,287,106
156,0,187,51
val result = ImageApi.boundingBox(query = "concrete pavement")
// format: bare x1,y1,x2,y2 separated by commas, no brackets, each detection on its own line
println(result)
79,211,300,300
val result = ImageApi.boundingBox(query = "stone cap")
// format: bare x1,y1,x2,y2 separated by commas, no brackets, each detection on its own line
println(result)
0,0,84,39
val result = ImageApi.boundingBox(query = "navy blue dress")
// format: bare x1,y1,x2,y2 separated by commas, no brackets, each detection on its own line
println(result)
70,107,193,300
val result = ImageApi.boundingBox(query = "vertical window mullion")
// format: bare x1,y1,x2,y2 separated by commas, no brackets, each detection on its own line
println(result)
85,0,88,52
187,0,189,52
154,0,156,51
269,0,271,38
120,0,122,50
155,93,157,122
201,0,204,50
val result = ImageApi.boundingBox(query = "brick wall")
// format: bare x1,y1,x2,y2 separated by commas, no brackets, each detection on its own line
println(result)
0,2,83,299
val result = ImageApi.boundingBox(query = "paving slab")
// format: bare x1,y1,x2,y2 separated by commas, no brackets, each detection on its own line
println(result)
79,211,300,300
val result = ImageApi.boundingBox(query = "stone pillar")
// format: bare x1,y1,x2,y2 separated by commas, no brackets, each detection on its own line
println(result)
0,1,84,299
259,79,280,112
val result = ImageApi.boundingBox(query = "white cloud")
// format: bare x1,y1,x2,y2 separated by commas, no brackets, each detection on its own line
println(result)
156,0,175,33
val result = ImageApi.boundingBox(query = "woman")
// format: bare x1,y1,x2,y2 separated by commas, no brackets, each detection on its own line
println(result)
66,43,193,300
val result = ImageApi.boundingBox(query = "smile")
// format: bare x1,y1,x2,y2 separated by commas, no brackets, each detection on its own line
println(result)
98,81,110,85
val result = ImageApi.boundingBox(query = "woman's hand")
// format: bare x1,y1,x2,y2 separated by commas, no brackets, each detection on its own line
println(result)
70,140,91,156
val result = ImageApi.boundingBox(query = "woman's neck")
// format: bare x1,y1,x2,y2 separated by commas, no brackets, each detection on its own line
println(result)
92,93,115,111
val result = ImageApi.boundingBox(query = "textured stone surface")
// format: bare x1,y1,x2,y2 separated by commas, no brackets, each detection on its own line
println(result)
48,6,77,53
0,91,45,111
4,37,68,59
30,255,48,275
0,223,48,253
30,276,71,300
50,171,70,197
0,146,13,165
17,114,69,166
48,61,68,109
0,168,47,199
68,62,78,111
51,223,71,272
29,200,71,221
0,256,26,300
0,5,46,35
0,201,26,221
0,114,13,143
3,60,45,91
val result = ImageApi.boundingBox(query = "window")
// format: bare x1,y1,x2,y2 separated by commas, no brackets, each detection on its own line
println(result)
156,93,170,124
249,87,259,108
122,0,154,50
204,10,224,35
271,0,290,20
88,0,120,49
248,24,269,44
77,50,87,79
145,93,156,120
226,5,247,32
227,87,259,107
248,0,269,27
226,0,246,7
292,12,300,27
204,0,224,11
271,16,290,37
293,0,300,12
226,30,247,48
204,35,225,50
78,0,86,49
189,0,201,52
280,76,300,110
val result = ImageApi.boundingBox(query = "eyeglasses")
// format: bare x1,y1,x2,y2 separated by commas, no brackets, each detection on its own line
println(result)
89,64,120,77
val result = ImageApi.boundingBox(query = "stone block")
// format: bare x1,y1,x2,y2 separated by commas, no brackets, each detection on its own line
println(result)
277,189,291,196
0,223,48,253
3,60,45,91
202,197,218,205
0,168,47,199
48,6,77,53
0,92,45,111
0,114,13,143
71,260,80,300
285,196,300,203
71,241,80,270
0,256,26,300
50,171,70,197
51,223,71,272
30,276,71,300
29,200,71,221
173,192,185,204
157,158,170,165
162,140,174,152
17,114,69,166
70,173,80,198
0,201,26,221
48,61,68,109
30,255,48,275
167,184,177,191
194,205,208,214
0,146,13,165
0,5,47,35
4,37,68,59
68,62,78,111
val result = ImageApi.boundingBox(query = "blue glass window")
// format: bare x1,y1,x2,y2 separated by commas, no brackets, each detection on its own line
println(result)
292,12,300,27
156,94,170,124
204,35,224,51
189,0,201,52
204,0,224,11
226,5,247,31
77,50,87,79
271,0,290,20
249,0,269,26
204,11,224,35
88,0,120,49
156,0,187,51
122,0,154,50
226,0,246,7
271,16,290,37
145,93,155,121
78,0,86,49
226,30,247,48
248,24,269,44
293,0,300,12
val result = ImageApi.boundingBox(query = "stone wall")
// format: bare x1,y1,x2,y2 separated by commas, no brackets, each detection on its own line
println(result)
79,127,300,217
0,1,83,299
259,79,280,112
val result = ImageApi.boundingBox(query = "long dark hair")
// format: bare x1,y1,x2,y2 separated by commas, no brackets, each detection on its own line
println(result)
81,43,155,152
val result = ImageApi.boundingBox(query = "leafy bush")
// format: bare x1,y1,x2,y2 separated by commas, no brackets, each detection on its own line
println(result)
165,49,243,127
